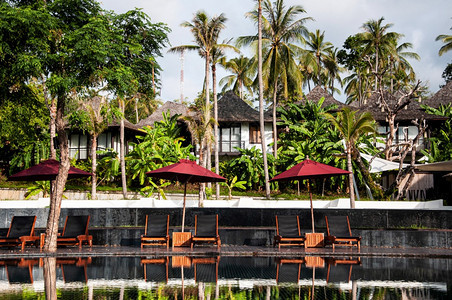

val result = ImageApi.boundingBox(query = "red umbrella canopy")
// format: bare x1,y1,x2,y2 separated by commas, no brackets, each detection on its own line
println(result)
146,159,226,183
270,159,350,182
9,159,92,181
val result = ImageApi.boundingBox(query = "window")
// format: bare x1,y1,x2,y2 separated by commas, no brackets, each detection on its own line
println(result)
220,125,241,152
249,125,261,144
69,134,88,160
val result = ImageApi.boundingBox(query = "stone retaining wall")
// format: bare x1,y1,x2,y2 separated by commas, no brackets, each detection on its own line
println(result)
0,207,450,248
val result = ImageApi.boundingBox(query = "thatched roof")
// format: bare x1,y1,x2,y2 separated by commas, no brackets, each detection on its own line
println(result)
218,91,270,122
107,118,140,132
303,86,346,110
360,91,440,122
137,101,191,128
424,81,452,108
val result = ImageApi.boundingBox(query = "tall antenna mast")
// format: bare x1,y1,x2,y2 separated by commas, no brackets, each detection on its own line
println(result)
180,49,185,103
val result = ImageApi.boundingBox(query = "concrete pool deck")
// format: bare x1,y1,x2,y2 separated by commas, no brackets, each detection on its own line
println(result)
0,245,451,259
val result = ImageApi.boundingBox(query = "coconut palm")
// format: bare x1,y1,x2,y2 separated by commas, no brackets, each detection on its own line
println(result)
323,48,344,96
304,29,334,85
238,0,311,158
169,11,228,168
436,26,452,56
324,107,376,208
359,17,401,91
219,55,256,98
387,41,420,92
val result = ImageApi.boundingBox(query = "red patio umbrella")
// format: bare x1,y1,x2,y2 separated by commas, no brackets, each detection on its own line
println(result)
9,159,92,181
8,159,92,198
270,159,350,233
146,159,226,232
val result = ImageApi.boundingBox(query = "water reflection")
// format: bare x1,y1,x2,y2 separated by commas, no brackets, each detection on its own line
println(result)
0,255,449,299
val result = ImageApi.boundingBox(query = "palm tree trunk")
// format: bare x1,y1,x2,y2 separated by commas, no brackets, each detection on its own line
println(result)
44,93,70,252
212,64,220,200
120,100,127,199
258,0,271,199
43,257,57,299
347,147,355,208
91,134,97,200
272,80,278,159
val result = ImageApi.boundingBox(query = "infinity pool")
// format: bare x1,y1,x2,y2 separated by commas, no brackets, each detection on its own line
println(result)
0,255,450,299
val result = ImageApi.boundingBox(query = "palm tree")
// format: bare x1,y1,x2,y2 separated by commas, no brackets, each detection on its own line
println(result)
257,0,271,198
359,17,401,91
169,11,228,169
219,55,256,98
304,29,333,85
325,107,376,208
436,26,452,56
323,48,344,96
387,41,420,92
238,0,311,158
211,43,238,199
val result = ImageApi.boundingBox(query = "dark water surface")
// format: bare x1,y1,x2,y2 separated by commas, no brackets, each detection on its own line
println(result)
0,255,450,299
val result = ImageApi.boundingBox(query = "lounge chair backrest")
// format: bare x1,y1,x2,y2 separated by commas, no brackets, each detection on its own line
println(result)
7,216,36,238
326,216,351,237
63,216,89,238
276,216,300,237
145,215,168,237
195,215,217,237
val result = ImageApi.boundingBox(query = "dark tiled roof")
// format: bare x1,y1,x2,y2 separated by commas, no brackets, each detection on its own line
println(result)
424,81,452,108
360,91,439,122
218,91,269,122
137,101,191,127
303,86,346,110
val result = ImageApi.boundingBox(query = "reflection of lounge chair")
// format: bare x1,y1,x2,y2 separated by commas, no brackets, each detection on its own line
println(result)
141,215,170,249
193,257,219,283
57,215,93,248
1,259,39,284
191,215,221,249
326,258,360,283
142,257,169,283
325,216,361,251
57,257,91,283
274,216,306,249
275,258,304,283
0,216,39,251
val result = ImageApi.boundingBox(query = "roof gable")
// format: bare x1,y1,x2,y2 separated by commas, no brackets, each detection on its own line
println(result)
217,91,261,122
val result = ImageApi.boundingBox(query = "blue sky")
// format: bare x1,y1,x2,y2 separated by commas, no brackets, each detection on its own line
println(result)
101,0,452,103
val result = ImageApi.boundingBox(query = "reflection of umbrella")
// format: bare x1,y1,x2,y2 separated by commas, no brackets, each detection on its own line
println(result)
146,159,226,232
270,159,350,233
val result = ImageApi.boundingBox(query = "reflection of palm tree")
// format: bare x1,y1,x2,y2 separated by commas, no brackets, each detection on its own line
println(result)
325,107,376,208
220,55,256,99
43,257,57,300
239,0,311,158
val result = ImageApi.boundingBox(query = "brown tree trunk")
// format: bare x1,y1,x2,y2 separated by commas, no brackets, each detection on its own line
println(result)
272,78,278,159
49,100,57,159
212,64,220,200
43,257,57,300
120,100,127,199
258,0,271,199
347,147,355,208
91,134,97,200
44,94,70,252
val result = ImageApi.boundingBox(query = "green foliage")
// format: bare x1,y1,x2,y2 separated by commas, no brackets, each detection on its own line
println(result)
127,112,193,188
221,146,276,191
421,103,452,162
221,175,247,200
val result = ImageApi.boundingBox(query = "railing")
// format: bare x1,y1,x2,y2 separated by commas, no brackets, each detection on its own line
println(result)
219,141,245,153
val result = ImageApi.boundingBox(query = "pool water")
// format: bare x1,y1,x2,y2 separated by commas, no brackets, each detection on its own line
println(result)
0,255,450,299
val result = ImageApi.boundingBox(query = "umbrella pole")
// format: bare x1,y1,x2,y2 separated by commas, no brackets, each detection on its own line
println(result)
308,179,315,233
182,182,187,232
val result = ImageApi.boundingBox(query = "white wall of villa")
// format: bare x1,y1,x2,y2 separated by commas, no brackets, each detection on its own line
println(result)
240,122,273,153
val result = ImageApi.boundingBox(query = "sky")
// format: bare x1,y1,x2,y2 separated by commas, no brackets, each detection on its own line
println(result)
100,0,452,103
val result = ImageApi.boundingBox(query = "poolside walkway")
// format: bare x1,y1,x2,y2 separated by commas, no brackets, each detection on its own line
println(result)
1,245,451,259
